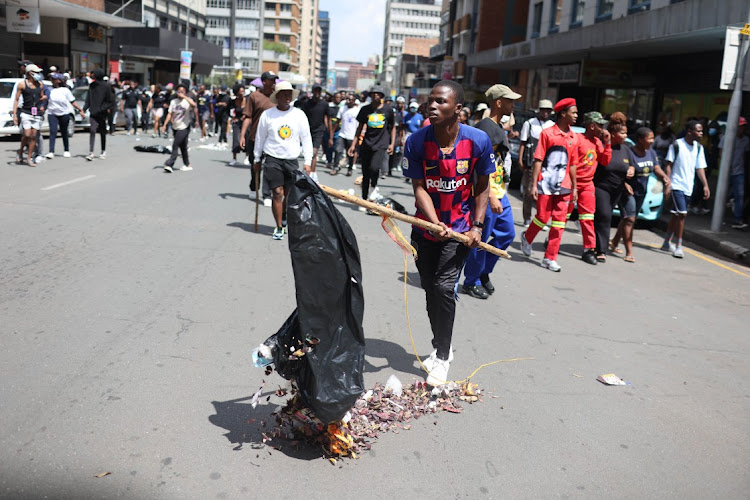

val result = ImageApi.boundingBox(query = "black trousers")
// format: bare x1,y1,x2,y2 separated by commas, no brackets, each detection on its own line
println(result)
359,145,386,199
594,186,621,254
412,233,469,361
89,114,107,153
164,128,190,167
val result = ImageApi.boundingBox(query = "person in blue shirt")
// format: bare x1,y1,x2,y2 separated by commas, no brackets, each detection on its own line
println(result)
404,101,423,135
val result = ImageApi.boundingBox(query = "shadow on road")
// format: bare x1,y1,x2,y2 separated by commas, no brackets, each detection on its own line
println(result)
363,337,425,379
227,221,277,234
218,192,250,201
396,270,421,289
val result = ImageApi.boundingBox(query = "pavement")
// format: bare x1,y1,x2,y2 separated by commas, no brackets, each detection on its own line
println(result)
1,129,748,498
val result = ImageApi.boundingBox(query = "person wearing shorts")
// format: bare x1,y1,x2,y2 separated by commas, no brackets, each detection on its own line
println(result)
12,63,45,167
253,81,313,240
348,85,395,202
661,120,709,259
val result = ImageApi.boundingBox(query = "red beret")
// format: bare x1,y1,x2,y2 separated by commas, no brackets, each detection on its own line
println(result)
554,98,577,113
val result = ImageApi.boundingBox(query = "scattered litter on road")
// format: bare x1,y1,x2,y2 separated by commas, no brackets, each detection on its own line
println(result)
133,145,171,154
597,373,631,386
256,378,485,461
94,472,111,478
572,374,583,378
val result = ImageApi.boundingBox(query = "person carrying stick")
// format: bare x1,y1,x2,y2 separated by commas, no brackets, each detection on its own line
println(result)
401,80,494,387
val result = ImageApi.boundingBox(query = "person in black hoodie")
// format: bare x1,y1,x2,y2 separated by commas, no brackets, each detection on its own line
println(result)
84,68,114,161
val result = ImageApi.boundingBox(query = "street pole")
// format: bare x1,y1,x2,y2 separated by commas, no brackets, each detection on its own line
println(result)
711,12,750,232
229,0,236,80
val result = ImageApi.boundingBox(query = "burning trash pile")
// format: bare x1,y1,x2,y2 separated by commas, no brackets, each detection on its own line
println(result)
255,372,485,461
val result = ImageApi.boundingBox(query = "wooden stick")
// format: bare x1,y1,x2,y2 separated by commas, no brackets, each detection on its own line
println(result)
254,168,260,233
319,184,510,259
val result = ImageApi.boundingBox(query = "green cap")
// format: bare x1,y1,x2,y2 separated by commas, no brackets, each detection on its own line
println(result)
583,111,608,125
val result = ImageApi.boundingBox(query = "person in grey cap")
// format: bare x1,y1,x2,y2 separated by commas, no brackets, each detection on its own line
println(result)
347,85,395,202
518,99,555,227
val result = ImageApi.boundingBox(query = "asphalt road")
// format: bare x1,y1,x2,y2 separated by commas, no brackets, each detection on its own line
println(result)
1,130,748,499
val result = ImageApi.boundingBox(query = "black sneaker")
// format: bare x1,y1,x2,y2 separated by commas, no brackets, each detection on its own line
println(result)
462,284,489,299
479,274,495,294
581,249,598,265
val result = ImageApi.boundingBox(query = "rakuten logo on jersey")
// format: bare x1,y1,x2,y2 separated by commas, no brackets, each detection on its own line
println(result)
426,177,468,192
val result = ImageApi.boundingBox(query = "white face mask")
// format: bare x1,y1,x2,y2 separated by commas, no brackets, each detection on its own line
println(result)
31,72,42,82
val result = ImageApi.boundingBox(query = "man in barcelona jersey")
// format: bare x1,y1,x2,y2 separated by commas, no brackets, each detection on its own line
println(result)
402,80,494,387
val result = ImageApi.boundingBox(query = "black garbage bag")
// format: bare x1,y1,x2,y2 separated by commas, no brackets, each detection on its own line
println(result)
376,197,407,214
264,171,365,423
134,144,171,154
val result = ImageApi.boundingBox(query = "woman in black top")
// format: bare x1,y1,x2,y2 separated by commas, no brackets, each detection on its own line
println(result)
12,65,45,166
593,112,635,261
230,84,246,166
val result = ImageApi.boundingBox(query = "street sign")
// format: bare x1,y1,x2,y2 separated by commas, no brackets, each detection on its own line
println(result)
720,27,750,91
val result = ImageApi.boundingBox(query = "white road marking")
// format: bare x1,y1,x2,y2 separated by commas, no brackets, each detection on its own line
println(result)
41,175,96,191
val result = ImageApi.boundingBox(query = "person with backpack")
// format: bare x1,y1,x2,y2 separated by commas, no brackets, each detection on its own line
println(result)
518,100,554,226
661,120,710,258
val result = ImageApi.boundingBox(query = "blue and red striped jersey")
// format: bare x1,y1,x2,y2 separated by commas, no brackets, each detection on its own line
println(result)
402,124,495,240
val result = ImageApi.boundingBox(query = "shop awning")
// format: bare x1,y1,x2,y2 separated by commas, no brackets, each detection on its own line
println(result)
39,0,142,28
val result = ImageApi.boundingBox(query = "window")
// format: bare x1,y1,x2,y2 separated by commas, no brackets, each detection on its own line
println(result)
531,2,542,38
597,0,614,20
570,0,585,27
549,0,561,32
629,0,650,12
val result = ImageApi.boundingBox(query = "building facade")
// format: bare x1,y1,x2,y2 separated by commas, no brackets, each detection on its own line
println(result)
204,0,261,84
382,0,442,93
298,0,320,85
317,10,329,83
261,0,301,75
468,0,749,129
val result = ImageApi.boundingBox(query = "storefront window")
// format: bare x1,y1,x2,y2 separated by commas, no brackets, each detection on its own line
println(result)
600,88,654,129
659,93,729,135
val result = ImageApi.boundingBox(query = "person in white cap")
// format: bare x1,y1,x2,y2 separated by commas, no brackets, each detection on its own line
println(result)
12,63,45,167
518,99,555,226
253,81,313,241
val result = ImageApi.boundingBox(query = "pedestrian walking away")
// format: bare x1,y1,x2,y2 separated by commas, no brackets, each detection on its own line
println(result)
661,119,710,258
196,84,212,140
462,84,519,299
213,86,231,144
592,112,635,261
46,73,85,159
229,84,246,166
348,85,395,203
12,63,45,167
253,81,312,240
570,111,612,265
520,98,581,272
610,127,670,262
83,68,114,161
402,80,493,386
162,84,196,173
240,71,276,202
518,100,554,226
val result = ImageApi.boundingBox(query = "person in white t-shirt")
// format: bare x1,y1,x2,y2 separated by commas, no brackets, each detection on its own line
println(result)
335,93,360,176
253,81,313,240
661,119,709,258
162,83,196,173
518,99,555,226
46,73,85,158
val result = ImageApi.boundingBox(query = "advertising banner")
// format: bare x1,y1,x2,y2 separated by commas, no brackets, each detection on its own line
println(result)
6,1,40,34
180,50,192,83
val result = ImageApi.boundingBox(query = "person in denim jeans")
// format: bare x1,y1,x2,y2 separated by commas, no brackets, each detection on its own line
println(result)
46,73,86,158
719,117,749,229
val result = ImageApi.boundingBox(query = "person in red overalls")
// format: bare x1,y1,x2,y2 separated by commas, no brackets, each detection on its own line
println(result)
568,111,611,265
520,98,580,272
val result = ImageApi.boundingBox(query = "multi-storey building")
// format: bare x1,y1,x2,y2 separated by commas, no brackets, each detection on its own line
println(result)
299,0,320,86
334,59,377,91
382,0,442,93
205,0,262,83
261,0,302,75
113,0,221,84
468,0,749,129
317,10,330,83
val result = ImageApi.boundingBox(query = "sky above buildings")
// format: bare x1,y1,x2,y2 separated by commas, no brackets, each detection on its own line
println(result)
320,0,385,66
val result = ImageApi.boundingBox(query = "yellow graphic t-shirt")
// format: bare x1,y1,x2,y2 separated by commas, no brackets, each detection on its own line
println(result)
488,144,507,199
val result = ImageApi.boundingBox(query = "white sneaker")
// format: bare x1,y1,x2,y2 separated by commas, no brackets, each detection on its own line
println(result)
85,153,94,161
426,358,450,387
243,157,250,165
368,187,381,201
35,155,44,163
672,246,684,259
542,225,549,231
541,258,562,272
422,346,454,372
523,219,531,228
263,198,272,207
63,151,71,158
660,241,676,253
164,165,173,173
179,165,193,171
520,231,533,256
310,171,319,183
358,206,368,212
228,159,237,166
99,151,106,159
45,152,54,159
